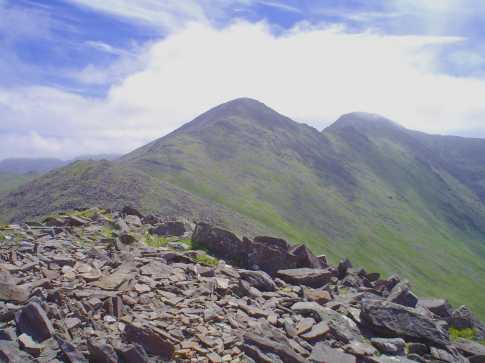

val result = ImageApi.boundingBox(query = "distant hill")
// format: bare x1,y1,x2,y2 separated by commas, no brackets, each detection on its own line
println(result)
0,154,120,176
0,155,121,198
0,158,67,175
1,98,485,317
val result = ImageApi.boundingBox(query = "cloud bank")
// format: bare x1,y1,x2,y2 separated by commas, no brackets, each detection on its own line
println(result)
2,21,485,159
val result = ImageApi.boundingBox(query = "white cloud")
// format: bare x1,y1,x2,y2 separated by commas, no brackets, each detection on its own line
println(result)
2,21,485,159
66,0,215,30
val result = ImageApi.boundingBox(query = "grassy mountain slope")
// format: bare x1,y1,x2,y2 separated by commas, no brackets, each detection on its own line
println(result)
0,160,272,236
1,98,485,316
0,173,35,196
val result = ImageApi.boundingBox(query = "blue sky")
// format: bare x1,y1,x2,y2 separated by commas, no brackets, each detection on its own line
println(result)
2,0,485,158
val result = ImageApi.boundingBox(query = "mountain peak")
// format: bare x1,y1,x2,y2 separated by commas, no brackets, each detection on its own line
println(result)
176,97,296,133
327,112,404,133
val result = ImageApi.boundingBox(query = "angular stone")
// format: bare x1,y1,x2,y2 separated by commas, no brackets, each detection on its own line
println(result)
76,263,102,282
64,317,81,330
239,270,277,291
301,321,330,340
407,342,428,356
343,341,377,357
88,340,118,363
93,263,136,290
290,244,326,269
295,317,315,335
0,340,34,363
104,296,124,319
207,352,222,363
192,224,248,266
452,305,481,331
140,261,172,277
387,281,418,308
337,258,352,279
309,342,356,363
370,338,405,355
385,274,401,291
418,298,452,318
59,339,88,363
150,222,186,236
18,333,44,357
122,206,143,218
361,299,449,347
367,272,381,282
243,332,307,363
277,268,335,288
115,344,149,363
292,302,361,343
453,338,485,357
431,346,468,363
124,322,175,359
303,288,331,304
15,302,55,343
470,356,485,363
0,281,30,303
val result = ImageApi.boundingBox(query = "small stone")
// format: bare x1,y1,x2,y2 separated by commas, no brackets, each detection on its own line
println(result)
88,340,118,363
134,284,151,294
116,344,150,363
303,288,332,305
301,321,330,340
124,322,175,359
370,338,405,355
310,342,356,363
407,342,428,356
65,317,81,330
18,333,44,357
296,317,316,335
104,315,117,323
387,281,418,308
343,341,377,357
59,339,89,363
0,271,31,303
207,352,223,363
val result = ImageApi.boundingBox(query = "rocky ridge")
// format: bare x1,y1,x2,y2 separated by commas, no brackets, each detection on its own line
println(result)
0,207,484,362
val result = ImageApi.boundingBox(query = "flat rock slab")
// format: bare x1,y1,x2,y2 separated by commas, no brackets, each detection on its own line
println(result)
361,299,449,347
243,332,307,363
453,338,485,356
277,268,335,288
0,281,31,303
239,270,277,291
309,342,356,363
124,322,175,359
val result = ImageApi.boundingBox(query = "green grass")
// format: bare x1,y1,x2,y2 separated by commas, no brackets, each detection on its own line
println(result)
143,232,169,248
449,327,485,345
194,253,218,267
0,173,35,194
449,327,477,341
142,233,218,266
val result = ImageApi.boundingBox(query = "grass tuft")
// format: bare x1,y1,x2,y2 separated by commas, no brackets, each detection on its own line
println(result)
144,232,169,248
449,327,477,341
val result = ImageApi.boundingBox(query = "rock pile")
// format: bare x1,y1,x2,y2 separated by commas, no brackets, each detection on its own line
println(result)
0,207,484,362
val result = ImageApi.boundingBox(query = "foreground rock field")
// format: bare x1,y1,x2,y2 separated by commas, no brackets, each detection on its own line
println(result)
0,207,484,362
